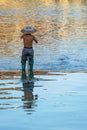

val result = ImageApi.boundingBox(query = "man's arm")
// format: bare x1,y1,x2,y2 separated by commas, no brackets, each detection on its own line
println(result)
20,34,25,39
33,36,38,43
20,34,24,39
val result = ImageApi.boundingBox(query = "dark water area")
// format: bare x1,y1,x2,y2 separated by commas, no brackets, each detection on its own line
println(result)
0,0,87,70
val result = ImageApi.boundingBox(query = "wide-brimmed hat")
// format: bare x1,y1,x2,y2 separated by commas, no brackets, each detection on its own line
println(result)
21,26,37,33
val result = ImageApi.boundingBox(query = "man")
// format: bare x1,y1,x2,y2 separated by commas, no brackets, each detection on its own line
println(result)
21,26,38,79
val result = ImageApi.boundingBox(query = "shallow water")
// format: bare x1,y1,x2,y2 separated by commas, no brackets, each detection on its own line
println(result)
0,0,87,70
0,73,87,130
0,1,87,129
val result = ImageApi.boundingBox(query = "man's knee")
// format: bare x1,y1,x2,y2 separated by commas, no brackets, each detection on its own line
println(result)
29,56,34,65
21,56,27,63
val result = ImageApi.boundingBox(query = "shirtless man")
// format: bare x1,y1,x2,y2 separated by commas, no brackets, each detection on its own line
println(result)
21,33,38,48
21,26,38,79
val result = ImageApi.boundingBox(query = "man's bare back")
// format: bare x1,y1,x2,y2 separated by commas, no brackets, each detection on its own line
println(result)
21,34,38,48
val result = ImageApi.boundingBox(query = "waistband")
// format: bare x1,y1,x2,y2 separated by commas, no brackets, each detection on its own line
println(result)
24,47,33,49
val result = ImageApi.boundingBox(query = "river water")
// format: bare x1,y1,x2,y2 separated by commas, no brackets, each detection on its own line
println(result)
0,1,87,130
0,73,87,130
0,0,87,70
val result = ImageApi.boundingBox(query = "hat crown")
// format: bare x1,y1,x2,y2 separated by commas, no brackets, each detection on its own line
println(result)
21,26,37,33
26,26,32,29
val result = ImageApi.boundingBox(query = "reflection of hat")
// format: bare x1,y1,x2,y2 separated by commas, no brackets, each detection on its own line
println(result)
21,26,37,33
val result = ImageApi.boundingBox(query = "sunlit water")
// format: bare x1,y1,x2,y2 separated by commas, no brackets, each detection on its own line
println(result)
0,0,87,70
0,1,87,129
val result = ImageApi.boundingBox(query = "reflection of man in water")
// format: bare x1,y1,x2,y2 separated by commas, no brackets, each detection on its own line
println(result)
22,82,34,109
22,81,38,112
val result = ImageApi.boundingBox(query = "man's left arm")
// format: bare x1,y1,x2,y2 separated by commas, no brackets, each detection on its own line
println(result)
33,36,38,43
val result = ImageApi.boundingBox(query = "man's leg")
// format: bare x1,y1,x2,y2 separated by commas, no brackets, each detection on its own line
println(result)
21,56,27,79
28,56,34,79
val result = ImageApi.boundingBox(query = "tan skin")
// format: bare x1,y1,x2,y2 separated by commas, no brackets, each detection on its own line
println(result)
21,33,38,47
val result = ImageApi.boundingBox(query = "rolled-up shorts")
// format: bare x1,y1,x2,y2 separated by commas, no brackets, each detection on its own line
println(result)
22,47,34,63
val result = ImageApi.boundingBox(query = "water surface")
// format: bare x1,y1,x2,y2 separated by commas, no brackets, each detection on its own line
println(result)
0,0,87,70
0,1,87,129
0,73,87,130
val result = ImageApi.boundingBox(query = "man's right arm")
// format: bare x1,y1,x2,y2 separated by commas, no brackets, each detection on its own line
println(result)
21,34,25,39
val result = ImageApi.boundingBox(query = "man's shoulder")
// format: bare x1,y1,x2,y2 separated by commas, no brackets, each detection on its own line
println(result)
31,34,35,37
31,34,36,39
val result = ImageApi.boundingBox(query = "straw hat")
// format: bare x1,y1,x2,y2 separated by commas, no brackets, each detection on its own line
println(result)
21,26,37,34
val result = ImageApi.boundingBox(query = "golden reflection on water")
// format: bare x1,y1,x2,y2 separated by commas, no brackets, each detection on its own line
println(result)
0,86,22,109
0,0,87,70
0,79,38,113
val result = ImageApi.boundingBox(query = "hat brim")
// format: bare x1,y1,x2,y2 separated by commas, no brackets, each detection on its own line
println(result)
21,28,37,34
